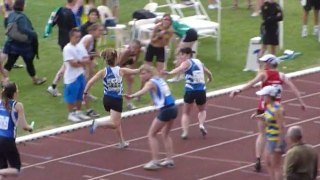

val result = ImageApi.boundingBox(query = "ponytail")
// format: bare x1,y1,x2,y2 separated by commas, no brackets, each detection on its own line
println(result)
1,82,17,112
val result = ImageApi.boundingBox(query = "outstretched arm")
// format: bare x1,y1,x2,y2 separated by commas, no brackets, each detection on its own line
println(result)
120,67,141,76
283,75,306,110
84,69,105,94
230,72,265,98
125,81,154,99
166,61,189,76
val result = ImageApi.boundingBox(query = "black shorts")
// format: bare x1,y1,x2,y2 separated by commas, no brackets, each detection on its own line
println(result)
182,28,198,42
184,90,207,105
261,25,279,45
145,44,165,63
304,0,320,11
103,95,123,113
157,104,178,122
0,137,21,171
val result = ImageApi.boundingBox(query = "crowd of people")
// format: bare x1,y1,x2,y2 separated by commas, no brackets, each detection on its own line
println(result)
0,0,318,179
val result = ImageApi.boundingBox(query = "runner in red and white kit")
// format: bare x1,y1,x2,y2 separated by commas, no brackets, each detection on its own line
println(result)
230,54,306,172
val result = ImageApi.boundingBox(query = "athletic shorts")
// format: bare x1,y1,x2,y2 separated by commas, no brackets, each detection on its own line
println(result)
182,28,198,42
266,139,286,154
103,95,123,113
145,44,165,63
64,74,86,104
0,137,21,171
157,104,178,122
184,90,206,105
304,0,320,11
261,25,279,46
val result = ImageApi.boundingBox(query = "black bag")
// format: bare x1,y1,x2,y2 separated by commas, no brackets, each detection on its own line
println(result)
5,14,28,42
132,9,156,20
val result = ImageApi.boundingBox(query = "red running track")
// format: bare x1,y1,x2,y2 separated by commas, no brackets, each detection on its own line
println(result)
8,73,320,180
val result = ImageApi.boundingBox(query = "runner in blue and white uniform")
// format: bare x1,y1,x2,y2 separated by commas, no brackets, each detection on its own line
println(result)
165,47,213,139
84,48,141,149
0,82,33,179
125,65,178,170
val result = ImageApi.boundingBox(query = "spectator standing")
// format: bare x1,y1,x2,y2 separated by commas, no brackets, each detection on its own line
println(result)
284,126,318,180
117,40,142,110
80,8,100,36
45,0,79,97
0,82,33,179
301,0,320,37
3,0,46,85
63,28,92,122
259,0,283,56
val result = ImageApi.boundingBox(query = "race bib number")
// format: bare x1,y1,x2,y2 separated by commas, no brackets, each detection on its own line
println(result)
0,115,9,130
107,79,122,91
192,70,205,83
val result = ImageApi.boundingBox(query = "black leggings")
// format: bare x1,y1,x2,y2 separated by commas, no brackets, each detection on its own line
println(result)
5,53,36,77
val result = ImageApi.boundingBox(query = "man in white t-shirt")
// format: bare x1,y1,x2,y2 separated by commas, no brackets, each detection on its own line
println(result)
63,28,92,122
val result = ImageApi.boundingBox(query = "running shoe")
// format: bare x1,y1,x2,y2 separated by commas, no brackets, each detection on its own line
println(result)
76,111,91,120
47,86,61,97
33,77,47,85
255,158,262,172
313,25,319,36
143,161,161,170
302,27,308,38
13,64,24,68
116,141,129,149
200,126,208,137
181,132,188,140
68,112,81,122
89,119,97,134
126,103,137,110
160,159,174,168
86,109,100,118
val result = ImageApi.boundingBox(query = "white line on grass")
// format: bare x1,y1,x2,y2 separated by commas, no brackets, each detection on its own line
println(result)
21,92,320,170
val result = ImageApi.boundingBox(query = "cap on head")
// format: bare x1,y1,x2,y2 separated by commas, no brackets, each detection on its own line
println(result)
259,54,279,65
256,85,282,97
179,47,195,55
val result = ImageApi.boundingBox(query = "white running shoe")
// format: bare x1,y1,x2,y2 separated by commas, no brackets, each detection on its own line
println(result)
116,141,129,149
75,111,91,120
181,132,188,140
208,4,218,10
47,86,61,97
251,12,260,17
143,161,161,170
302,27,308,37
200,125,208,137
313,26,319,35
160,159,174,168
68,112,81,122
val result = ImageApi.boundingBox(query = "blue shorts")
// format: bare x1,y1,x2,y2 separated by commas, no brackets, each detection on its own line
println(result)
266,140,286,154
64,74,85,104
157,105,178,122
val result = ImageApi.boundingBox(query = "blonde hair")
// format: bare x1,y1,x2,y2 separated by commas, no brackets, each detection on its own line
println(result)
141,64,158,76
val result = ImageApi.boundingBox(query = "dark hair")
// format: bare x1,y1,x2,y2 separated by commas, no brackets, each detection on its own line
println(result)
67,0,75,3
180,47,194,55
162,14,172,25
88,8,100,18
131,40,141,47
100,49,118,66
13,0,24,11
1,82,17,111
69,28,80,38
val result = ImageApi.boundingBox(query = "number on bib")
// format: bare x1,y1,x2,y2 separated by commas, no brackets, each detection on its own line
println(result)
0,115,9,130
192,70,205,83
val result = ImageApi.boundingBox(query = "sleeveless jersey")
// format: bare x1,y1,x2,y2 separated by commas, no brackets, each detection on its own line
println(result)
150,77,175,109
0,100,18,139
264,102,283,141
185,58,206,92
103,66,123,99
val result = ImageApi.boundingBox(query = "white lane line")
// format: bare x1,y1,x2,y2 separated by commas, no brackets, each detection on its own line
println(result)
59,160,113,173
285,116,301,121
20,152,52,160
288,103,320,110
207,104,242,111
296,79,320,85
22,91,320,170
313,121,320,124
50,136,106,146
199,142,320,180
88,116,320,180
282,89,306,95
122,172,162,180
237,95,259,101
240,169,269,177
207,125,254,135
128,147,252,165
